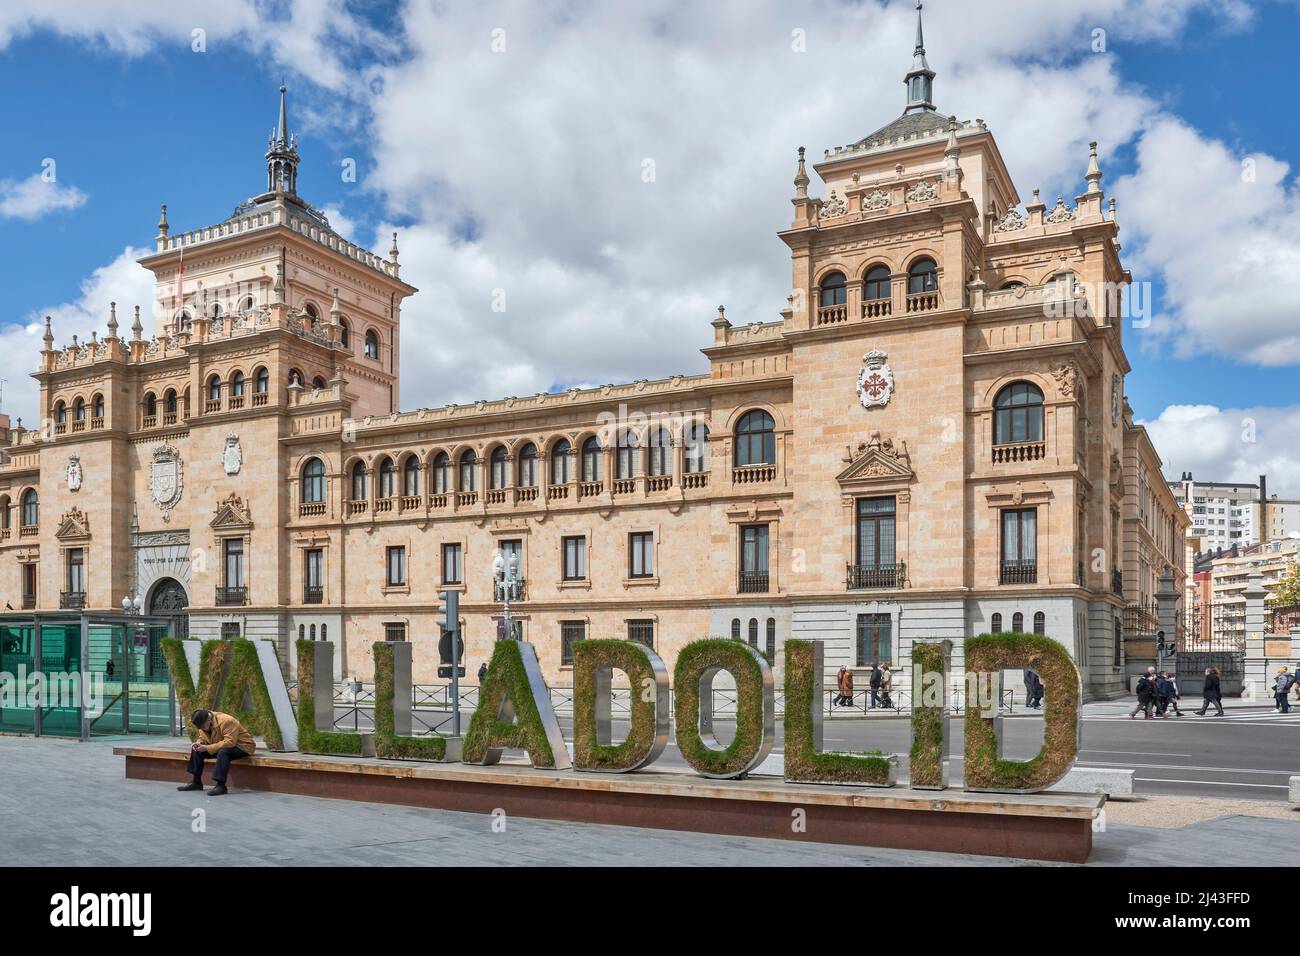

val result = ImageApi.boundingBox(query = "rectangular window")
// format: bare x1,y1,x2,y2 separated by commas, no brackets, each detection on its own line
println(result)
561,620,585,665
304,548,323,603
221,622,241,640
562,535,586,580
855,497,896,568
22,563,37,606
855,613,892,667
628,532,654,578
223,538,244,588
384,622,407,642
739,524,769,592
441,543,463,584
386,546,407,587
627,619,655,650
66,547,85,593
1000,508,1038,583
494,618,522,641
500,539,522,575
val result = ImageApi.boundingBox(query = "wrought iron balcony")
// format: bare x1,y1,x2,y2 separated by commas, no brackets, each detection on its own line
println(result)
303,585,324,605
738,571,769,594
215,586,247,606
999,560,1038,585
59,590,87,609
846,562,905,590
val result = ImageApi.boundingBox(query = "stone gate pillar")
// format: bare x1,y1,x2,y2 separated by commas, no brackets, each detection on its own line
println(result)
1242,572,1268,697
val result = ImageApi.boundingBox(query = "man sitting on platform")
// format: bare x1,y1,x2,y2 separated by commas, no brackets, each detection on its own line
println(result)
177,709,256,796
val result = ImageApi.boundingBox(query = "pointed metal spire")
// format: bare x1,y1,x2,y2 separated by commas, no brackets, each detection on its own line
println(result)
264,85,299,196
904,0,936,113
276,85,289,147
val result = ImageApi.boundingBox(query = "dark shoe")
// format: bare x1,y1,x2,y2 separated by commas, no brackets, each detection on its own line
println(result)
208,783,228,796
177,781,204,792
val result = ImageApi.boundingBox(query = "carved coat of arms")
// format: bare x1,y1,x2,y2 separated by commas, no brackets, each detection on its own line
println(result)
65,455,83,492
222,433,243,476
150,443,184,522
857,349,895,409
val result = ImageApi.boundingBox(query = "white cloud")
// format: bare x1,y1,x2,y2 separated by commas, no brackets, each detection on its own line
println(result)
0,246,154,427
1140,403,1300,498
0,173,86,220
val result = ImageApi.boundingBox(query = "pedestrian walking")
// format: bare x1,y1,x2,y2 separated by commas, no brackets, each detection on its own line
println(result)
1196,667,1223,716
477,661,488,682
1274,667,1293,713
869,662,882,709
1166,672,1184,716
878,664,893,709
1129,666,1156,719
837,665,854,708
1023,668,1044,708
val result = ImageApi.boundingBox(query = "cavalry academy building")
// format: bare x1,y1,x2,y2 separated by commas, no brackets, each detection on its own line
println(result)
0,12,1186,699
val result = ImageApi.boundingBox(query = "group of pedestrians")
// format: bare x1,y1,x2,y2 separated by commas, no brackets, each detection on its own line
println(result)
833,662,892,709
1128,665,1186,719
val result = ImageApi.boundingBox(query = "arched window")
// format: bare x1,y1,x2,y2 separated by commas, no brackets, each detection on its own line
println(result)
378,457,396,498
1033,611,1046,635
321,623,327,642
207,374,222,402
403,456,420,496
735,410,776,467
432,452,452,493
73,398,86,422
301,458,325,503
299,624,305,641
907,257,938,294
339,319,350,348
616,430,639,479
0,496,10,530
647,428,670,477
350,461,368,500
241,296,256,313
1000,280,1026,291
991,613,1003,634
731,618,741,640
581,436,602,481
684,422,710,474
177,310,192,331
864,265,891,300
311,376,327,391
289,368,304,387
1012,612,1024,633
551,439,572,484
310,624,316,640
304,303,319,326
490,446,509,489
819,270,847,308
993,382,1045,445
748,618,759,647
211,302,223,319
458,449,478,491
365,329,380,360
230,371,245,397
517,443,538,487
21,489,38,527
766,618,776,659
255,367,269,394
55,401,66,424
92,394,104,419
144,393,157,418
164,389,177,414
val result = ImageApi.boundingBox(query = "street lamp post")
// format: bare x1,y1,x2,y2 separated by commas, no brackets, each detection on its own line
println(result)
492,549,522,640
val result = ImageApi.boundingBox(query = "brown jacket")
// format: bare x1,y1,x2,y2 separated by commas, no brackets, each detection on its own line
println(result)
198,711,256,756
837,668,853,693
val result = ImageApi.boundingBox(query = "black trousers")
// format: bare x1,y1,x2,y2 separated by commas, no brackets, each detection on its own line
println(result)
1197,696,1223,716
186,746,248,784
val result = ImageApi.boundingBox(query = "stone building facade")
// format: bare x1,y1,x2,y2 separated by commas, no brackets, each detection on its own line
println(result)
0,17,1187,699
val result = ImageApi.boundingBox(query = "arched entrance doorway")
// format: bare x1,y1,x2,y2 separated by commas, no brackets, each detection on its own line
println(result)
148,577,189,640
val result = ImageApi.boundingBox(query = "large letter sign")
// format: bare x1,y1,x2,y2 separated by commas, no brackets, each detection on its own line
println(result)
161,638,227,740
296,640,370,756
963,632,1081,792
218,638,297,752
673,639,774,779
783,640,896,785
909,640,952,790
373,641,461,761
571,639,670,772
462,639,570,769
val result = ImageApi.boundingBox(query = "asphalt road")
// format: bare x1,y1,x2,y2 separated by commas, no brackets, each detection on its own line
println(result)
333,702,1300,801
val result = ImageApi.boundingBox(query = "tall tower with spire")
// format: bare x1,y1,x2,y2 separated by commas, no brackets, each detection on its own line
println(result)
265,85,299,197
904,1,936,113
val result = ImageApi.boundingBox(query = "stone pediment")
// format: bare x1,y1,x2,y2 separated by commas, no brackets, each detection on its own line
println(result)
837,433,914,490
55,507,91,540
210,493,253,530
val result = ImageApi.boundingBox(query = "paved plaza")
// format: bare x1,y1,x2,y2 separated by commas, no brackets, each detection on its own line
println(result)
3,734,1296,867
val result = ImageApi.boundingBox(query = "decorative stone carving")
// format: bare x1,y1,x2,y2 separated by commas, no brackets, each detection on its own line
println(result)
1051,362,1078,398
54,507,91,540
857,349,895,409
222,433,243,476
993,207,1026,232
1045,196,1076,223
822,190,848,218
65,455,83,492
1111,373,1121,425
861,188,891,212
905,179,938,203
150,443,184,522
211,492,253,530
836,432,914,492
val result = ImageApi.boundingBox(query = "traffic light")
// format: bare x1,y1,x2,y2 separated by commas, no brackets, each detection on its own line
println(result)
437,589,464,678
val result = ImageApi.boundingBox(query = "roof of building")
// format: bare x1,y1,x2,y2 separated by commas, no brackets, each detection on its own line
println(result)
854,109,951,148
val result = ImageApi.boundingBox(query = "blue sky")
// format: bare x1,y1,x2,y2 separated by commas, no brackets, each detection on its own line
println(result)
1,0,1298,490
